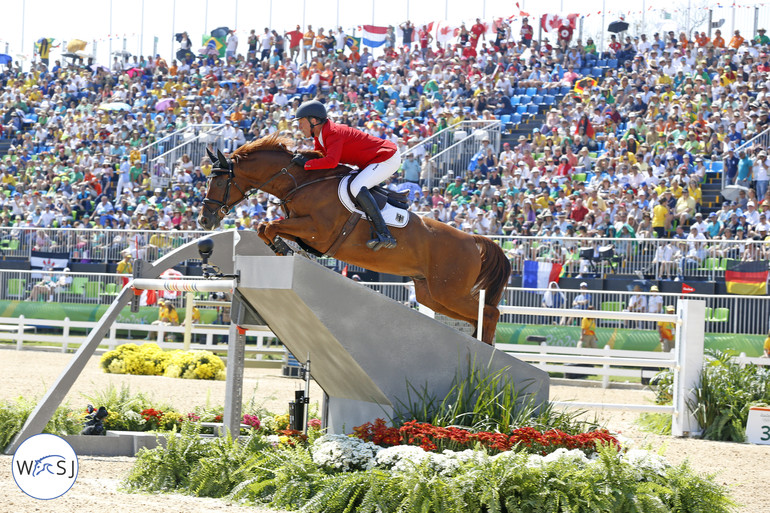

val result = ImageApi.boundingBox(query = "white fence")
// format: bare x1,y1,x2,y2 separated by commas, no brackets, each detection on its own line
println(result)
0,315,285,367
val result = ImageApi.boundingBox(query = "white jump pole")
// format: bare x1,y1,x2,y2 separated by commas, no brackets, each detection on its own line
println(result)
183,291,194,351
132,279,235,293
476,289,486,342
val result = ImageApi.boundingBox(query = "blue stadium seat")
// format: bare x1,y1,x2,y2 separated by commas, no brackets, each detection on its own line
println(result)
591,67,602,77
531,95,543,105
516,105,527,114
596,59,607,67
514,87,526,95
511,113,523,125
711,161,724,173
526,104,539,115
520,95,532,104
543,95,556,105
525,87,537,97
607,59,618,68
510,95,521,105
579,67,591,76
500,114,511,125
559,86,571,95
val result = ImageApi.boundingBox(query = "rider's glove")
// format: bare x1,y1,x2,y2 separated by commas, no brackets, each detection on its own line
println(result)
291,153,309,167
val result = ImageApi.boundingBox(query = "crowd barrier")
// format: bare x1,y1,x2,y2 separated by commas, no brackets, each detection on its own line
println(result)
2,227,767,281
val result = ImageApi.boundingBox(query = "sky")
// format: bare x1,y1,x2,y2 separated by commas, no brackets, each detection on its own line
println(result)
0,0,767,67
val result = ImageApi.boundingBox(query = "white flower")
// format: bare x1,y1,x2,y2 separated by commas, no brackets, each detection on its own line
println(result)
542,448,590,466
621,448,668,479
311,434,381,472
375,445,430,471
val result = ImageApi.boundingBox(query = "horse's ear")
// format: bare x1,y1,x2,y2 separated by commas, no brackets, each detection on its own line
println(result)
217,150,231,170
206,147,217,164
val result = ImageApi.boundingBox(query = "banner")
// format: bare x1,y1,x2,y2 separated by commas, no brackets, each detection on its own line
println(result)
30,251,69,271
344,35,361,51
522,260,562,289
725,260,768,295
540,13,579,33
362,25,388,47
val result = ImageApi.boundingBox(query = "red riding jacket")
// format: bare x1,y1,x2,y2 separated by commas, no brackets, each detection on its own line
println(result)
304,120,397,171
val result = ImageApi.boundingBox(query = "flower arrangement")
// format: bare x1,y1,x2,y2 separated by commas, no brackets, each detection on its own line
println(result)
354,418,620,455
100,343,225,380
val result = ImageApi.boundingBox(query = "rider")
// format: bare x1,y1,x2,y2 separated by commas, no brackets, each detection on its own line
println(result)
293,99,400,251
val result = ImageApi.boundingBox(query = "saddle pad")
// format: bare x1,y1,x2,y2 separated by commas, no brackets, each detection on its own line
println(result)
338,176,410,228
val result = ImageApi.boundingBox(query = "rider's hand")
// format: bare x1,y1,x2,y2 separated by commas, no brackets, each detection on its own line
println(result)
291,153,309,167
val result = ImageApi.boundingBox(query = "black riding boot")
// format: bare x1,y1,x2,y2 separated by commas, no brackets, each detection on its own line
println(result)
355,187,397,251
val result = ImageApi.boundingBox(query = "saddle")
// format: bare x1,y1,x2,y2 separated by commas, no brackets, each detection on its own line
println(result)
350,185,410,210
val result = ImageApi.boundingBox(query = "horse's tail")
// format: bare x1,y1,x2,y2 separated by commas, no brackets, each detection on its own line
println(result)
472,235,512,307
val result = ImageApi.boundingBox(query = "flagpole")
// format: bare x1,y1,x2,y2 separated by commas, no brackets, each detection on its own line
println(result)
20,0,25,60
600,0,605,55
235,0,239,32
171,0,176,61
204,0,209,35
140,0,145,58
336,0,339,29
302,0,306,29
445,0,448,20
371,0,375,25
406,0,409,21
108,0,113,65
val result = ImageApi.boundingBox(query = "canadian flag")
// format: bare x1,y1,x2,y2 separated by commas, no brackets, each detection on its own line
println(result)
432,20,457,44
540,13,579,33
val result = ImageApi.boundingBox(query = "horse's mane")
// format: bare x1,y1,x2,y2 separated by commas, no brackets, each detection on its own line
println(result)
231,133,323,163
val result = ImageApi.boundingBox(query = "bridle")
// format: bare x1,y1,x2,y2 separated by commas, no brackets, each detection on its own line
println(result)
201,148,299,219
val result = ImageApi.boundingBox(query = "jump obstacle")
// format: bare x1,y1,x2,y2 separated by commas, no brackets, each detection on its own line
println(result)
6,231,549,455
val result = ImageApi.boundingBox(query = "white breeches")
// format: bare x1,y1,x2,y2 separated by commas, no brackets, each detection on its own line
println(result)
349,150,402,194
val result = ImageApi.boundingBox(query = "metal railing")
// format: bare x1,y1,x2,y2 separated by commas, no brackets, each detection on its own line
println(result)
494,234,769,281
722,124,770,191
1,227,768,280
500,286,768,336
0,227,209,264
401,120,502,191
148,125,225,189
139,123,220,165
429,121,502,191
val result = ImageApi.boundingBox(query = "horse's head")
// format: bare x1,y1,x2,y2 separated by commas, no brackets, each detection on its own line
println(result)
198,148,249,230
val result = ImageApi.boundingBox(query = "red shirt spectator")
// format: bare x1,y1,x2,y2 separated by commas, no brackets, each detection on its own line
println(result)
470,19,486,48
570,199,589,222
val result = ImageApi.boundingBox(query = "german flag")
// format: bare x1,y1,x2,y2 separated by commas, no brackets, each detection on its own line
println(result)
725,260,769,295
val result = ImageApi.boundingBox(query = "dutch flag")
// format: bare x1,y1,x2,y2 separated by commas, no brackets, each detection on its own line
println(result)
522,260,563,290
362,25,388,47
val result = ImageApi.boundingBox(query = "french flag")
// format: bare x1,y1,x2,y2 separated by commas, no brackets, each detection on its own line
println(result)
522,260,562,289
362,25,388,47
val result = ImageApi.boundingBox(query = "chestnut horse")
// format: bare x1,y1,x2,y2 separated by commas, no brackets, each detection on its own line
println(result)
198,134,511,345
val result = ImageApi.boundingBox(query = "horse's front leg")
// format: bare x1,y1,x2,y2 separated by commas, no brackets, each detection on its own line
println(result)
263,216,322,244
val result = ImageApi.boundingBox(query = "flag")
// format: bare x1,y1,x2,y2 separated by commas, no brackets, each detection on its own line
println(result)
574,77,597,94
30,251,69,271
341,265,348,277
681,283,695,294
202,35,225,57
522,260,562,289
139,288,157,306
30,250,70,280
725,260,768,295
362,25,388,47
540,13,579,33
432,20,457,44
345,35,361,51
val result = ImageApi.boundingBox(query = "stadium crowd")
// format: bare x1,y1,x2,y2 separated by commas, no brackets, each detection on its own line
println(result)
1,19,770,274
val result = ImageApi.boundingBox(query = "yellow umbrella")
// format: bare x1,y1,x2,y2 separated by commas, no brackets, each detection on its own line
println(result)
67,39,87,53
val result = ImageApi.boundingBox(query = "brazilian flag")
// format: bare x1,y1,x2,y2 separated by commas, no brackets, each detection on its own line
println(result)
345,36,361,52
202,35,226,58
35,38,56,60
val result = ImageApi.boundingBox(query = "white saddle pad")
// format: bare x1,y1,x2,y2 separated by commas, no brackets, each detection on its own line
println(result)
337,176,410,228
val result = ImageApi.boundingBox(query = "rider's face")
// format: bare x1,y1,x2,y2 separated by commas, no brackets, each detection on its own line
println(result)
298,117,312,138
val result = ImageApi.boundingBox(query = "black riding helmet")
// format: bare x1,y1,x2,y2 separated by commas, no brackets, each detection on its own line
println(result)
295,100,327,122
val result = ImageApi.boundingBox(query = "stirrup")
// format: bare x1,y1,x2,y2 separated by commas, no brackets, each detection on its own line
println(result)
366,233,397,251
